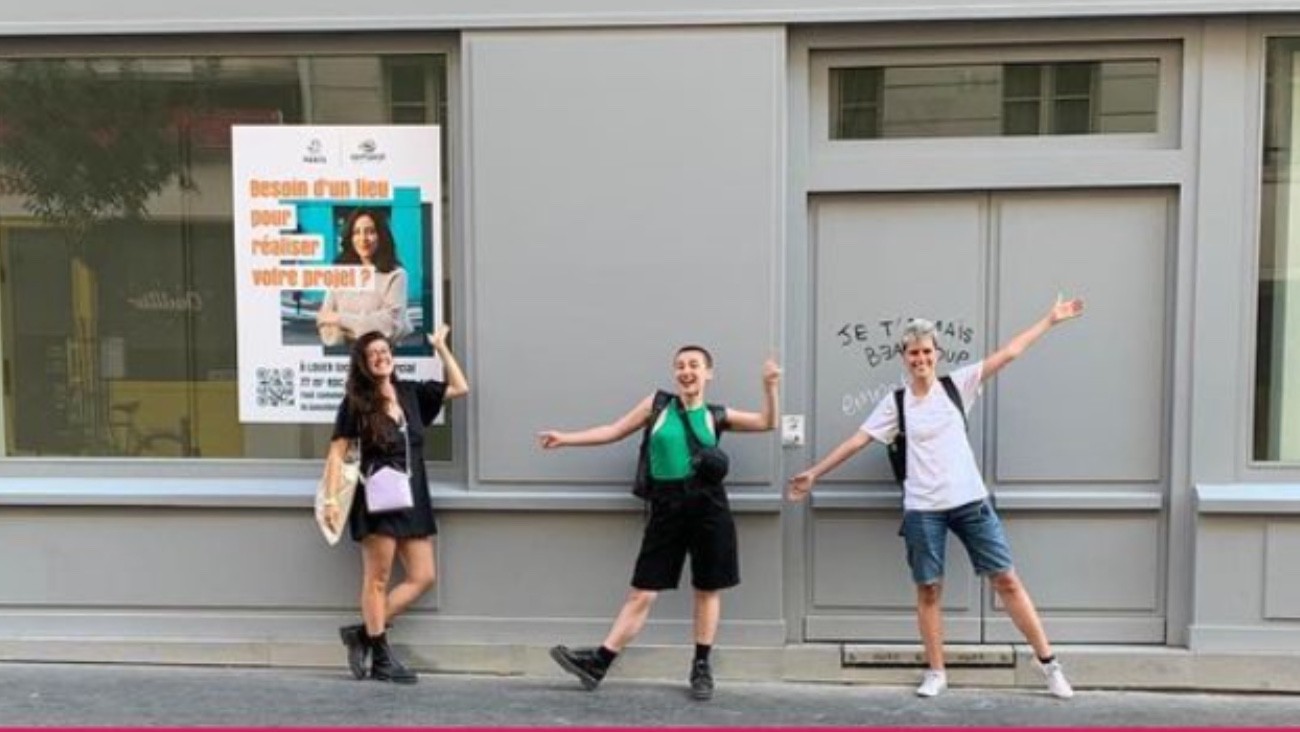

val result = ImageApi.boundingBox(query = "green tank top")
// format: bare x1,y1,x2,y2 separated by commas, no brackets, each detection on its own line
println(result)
648,403,718,481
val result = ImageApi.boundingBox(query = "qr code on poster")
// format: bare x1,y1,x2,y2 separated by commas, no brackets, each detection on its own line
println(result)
256,366,296,407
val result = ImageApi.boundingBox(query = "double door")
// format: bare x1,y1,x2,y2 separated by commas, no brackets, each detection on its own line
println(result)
803,189,1171,643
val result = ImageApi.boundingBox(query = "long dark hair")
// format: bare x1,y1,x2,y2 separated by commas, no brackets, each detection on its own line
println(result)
333,207,402,274
346,331,398,448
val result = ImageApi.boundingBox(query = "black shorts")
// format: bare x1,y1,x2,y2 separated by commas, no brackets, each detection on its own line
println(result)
631,479,740,592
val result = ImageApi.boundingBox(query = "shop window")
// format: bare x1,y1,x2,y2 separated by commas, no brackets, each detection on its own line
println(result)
829,59,1159,139
1256,38,1300,462
0,54,452,460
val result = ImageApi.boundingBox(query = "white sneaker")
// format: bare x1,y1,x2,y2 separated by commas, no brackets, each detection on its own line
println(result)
915,669,947,698
1039,659,1074,699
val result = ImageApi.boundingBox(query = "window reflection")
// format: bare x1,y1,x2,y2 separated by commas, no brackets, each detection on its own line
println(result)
830,59,1159,139
1256,39,1300,461
0,55,451,459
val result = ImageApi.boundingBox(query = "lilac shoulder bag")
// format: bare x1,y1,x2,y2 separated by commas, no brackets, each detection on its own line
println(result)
363,422,414,514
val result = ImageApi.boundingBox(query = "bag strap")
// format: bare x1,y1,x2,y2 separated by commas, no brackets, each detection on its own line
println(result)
939,375,968,433
400,419,411,472
634,390,676,493
645,390,675,440
672,397,706,457
896,378,965,437
672,397,726,451
891,378,965,484
362,417,411,482
893,387,906,438
707,404,728,437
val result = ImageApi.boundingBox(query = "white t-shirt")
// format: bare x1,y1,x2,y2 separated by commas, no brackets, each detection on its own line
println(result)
859,363,985,512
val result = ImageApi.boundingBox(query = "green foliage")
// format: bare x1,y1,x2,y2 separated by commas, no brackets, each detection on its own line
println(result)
0,59,183,244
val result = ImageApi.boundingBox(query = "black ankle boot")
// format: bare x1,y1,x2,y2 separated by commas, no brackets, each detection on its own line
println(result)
369,632,418,684
339,623,369,680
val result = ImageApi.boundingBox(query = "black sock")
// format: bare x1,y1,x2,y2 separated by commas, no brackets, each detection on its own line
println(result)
1037,654,1056,665
694,644,712,663
596,646,618,668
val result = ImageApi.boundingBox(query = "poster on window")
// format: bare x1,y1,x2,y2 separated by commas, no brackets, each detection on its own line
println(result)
231,125,442,423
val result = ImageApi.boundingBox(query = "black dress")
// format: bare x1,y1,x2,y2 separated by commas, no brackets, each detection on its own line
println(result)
331,379,447,541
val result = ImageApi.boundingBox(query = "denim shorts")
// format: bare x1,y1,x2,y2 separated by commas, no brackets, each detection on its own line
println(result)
899,498,1014,585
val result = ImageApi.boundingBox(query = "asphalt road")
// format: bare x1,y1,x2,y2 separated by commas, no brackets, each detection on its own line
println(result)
2,662,1299,727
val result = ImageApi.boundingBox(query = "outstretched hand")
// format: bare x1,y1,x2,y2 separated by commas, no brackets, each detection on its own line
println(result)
1048,295,1084,325
787,471,815,502
537,431,566,449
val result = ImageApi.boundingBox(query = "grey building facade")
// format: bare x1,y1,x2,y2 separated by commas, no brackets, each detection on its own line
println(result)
0,0,1298,689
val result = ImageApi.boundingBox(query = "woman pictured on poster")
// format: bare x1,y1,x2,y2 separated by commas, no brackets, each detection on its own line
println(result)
316,207,415,347
320,324,468,683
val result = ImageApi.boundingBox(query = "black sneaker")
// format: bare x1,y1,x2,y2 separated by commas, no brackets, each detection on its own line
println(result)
689,658,714,701
549,645,608,691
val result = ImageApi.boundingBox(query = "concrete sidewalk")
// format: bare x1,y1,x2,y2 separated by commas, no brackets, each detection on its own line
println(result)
2,661,1299,727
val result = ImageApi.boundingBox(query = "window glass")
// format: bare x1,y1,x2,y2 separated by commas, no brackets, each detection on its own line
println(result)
1256,39,1300,461
0,54,452,459
829,67,882,139
829,59,1159,140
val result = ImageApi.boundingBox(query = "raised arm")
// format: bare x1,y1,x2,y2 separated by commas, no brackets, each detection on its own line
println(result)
725,358,782,432
787,430,873,501
429,323,469,400
980,295,1084,383
537,394,654,449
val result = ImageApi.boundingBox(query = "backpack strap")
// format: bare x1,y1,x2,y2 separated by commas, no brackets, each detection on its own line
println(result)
644,390,677,453
893,387,906,439
706,404,728,439
888,387,907,484
938,375,968,433
938,373,989,504
650,390,675,422
888,378,969,487
633,390,677,500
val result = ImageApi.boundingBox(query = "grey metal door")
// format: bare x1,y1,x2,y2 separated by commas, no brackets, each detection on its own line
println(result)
804,189,1171,644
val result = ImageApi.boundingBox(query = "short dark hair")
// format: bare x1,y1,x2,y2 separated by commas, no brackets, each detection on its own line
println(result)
674,344,714,368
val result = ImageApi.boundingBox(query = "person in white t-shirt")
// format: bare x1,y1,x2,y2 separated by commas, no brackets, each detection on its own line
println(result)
788,297,1084,700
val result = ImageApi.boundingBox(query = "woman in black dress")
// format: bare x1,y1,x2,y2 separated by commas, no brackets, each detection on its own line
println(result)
321,324,468,683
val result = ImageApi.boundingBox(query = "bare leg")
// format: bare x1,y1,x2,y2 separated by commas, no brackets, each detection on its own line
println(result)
386,537,436,622
693,590,721,645
359,535,398,635
601,589,659,652
917,582,946,670
990,570,1052,659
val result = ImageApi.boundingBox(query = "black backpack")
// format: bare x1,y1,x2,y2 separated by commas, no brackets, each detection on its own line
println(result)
633,390,728,499
886,375,966,484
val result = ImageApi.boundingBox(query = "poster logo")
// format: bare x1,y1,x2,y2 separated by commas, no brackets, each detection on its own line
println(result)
350,138,387,163
302,138,327,164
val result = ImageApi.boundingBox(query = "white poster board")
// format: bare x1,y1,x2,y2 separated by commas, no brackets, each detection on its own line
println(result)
232,125,442,423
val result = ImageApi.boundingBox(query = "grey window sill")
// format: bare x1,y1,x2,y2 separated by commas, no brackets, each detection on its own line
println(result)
0,477,784,513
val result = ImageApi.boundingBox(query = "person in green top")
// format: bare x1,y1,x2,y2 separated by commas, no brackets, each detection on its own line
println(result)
537,345,781,701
